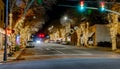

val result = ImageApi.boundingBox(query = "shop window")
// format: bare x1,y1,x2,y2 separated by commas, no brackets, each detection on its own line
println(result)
1,10,3,21
118,17,120,22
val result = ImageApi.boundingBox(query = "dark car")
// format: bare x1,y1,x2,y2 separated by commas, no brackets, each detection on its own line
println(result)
56,40,61,44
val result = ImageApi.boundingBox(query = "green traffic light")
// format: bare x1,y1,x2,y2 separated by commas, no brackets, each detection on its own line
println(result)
37,0,42,5
88,9,92,15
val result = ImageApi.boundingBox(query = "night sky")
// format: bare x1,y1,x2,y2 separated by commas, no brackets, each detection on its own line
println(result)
44,0,111,27
3,0,120,33
44,0,120,23
46,0,80,21
45,0,73,23
41,0,78,32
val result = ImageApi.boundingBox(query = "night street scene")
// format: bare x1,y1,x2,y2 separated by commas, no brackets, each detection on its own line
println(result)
0,0,120,69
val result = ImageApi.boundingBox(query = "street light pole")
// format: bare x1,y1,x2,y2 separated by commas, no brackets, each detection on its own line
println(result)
4,0,9,62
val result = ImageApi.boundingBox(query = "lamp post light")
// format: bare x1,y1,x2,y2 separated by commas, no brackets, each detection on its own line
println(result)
64,16,68,21
63,16,68,41
62,16,71,42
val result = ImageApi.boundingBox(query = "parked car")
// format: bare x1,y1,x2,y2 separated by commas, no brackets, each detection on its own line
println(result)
61,41,68,45
48,40,55,43
26,41,35,48
56,40,61,44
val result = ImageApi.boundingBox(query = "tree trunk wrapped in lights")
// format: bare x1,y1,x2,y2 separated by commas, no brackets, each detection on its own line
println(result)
80,22,89,47
108,4,120,50
76,28,81,46
20,26,30,47
109,14,118,50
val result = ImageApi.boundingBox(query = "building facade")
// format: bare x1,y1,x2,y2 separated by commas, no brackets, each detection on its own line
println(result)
88,24,111,46
0,0,5,49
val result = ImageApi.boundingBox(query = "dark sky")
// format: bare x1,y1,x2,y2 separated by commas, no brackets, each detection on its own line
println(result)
45,0,76,23
3,0,120,33
41,0,99,31
41,0,78,32
45,0,120,22
43,0,102,24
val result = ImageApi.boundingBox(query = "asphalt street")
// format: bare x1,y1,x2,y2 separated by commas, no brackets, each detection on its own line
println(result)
17,43,120,60
0,43,120,69
0,58,120,69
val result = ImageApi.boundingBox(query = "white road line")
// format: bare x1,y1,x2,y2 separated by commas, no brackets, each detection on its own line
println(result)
54,49,65,54
61,53,92,56
32,54,92,56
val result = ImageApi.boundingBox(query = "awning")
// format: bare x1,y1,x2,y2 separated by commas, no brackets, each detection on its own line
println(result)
88,32,95,37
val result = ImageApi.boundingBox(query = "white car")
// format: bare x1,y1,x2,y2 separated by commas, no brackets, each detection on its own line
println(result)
26,41,35,48
61,41,68,45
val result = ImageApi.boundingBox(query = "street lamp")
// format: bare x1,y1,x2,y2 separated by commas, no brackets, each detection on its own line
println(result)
61,16,71,41
64,16,68,21
60,16,70,26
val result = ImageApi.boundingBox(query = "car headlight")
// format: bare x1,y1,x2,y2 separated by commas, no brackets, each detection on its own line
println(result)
36,40,41,43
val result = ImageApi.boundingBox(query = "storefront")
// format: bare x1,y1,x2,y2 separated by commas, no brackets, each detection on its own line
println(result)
0,28,5,50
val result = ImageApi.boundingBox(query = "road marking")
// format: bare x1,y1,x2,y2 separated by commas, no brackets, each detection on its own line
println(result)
54,49,65,54
32,54,92,56
52,54,92,56
46,48,50,50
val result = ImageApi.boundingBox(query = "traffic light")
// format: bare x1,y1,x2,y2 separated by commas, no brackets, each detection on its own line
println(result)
78,0,86,12
99,1,105,12
37,0,43,5
80,1,84,10
87,9,92,15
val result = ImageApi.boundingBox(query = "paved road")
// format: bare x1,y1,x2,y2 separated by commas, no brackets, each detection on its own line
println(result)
18,43,120,60
0,43,120,69
1,58,120,69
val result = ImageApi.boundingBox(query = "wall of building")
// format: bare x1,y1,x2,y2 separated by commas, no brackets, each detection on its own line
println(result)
0,0,4,28
96,24,111,43
0,28,5,49
0,0,4,49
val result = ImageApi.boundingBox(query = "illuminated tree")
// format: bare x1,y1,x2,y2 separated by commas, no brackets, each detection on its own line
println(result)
10,0,57,47
107,3,120,50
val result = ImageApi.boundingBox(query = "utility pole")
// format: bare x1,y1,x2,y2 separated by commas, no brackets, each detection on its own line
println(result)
4,0,9,62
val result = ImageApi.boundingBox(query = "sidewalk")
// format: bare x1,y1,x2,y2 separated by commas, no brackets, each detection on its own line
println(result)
75,44,120,54
7,48,25,62
87,46,120,54
0,47,25,63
